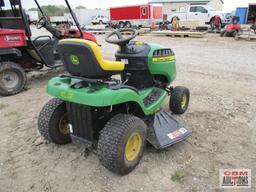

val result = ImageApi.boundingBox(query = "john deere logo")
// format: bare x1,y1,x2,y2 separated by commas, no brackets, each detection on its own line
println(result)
70,54,79,65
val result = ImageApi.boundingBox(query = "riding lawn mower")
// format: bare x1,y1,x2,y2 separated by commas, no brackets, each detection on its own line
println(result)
38,28,192,175
220,16,241,37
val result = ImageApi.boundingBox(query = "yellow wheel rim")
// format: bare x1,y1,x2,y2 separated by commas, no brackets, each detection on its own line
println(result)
181,94,187,109
59,114,70,135
125,132,142,162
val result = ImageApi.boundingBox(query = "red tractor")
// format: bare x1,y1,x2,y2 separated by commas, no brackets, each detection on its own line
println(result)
220,16,241,37
0,0,97,96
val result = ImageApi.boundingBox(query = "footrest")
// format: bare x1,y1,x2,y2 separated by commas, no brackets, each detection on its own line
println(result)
143,89,163,107
147,110,192,149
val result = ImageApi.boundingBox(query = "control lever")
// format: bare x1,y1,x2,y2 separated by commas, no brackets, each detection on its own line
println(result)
122,73,131,85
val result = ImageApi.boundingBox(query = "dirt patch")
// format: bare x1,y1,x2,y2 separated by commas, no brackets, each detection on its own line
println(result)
0,34,255,192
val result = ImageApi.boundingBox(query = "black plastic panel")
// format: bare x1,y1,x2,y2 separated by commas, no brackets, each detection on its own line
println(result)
66,102,94,143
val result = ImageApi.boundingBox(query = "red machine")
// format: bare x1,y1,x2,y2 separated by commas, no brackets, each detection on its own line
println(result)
56,27,97,43
0,0,97,96
220,16,241,37
110,4,163,28
0,29,27,48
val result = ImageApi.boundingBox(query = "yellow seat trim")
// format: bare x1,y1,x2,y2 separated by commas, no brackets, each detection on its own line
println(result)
60,39,125,71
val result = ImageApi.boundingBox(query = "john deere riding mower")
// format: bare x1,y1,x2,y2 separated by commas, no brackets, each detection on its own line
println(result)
38,29,191,175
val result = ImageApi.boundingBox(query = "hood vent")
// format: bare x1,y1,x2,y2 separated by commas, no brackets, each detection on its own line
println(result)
153,49,174,57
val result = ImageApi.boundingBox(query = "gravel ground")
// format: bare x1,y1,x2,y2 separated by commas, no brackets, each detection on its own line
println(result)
0,31,255,192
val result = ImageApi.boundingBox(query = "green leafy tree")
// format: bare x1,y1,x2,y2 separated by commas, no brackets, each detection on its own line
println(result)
28,5,69,17
41,5,66,16
76,6,86,9
28,8,37,11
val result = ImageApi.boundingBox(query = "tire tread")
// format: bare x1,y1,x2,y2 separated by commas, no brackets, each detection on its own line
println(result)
97,114,146,174
38,98,65,142
0,61,27,96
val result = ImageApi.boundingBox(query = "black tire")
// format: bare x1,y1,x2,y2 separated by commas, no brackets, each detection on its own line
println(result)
232,30,238,37
196,26,209,31
99,20,103,25
220,31,226,37
169,86,190,115
0,61,27,96
119,21,125,28
97,114,147,175
38,98,71,145
125,21,132,28
210,18,222,30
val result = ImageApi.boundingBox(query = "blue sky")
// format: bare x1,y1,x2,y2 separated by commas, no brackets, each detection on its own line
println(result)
21,0,256,12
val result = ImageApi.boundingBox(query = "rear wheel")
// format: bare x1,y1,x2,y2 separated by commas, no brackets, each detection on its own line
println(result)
38,98,71,144
99,20,103,25
97,114,147,175
210,18,221,31
169,86,190,115
119,21,125,28
125,21,132,28
0,61,27,96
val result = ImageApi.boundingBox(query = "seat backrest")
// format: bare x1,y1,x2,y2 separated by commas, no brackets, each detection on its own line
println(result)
57,39,111,78
0,9,32,37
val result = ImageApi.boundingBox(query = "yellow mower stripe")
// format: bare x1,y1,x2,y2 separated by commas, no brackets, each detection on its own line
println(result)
152,55,176,62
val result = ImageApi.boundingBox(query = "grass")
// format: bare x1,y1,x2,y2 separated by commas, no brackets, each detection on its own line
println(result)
171,170,185,184
0,103,9,110
4,111,22,118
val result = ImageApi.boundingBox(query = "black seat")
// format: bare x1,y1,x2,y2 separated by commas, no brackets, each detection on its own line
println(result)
31,36,56,47
57,39,124,79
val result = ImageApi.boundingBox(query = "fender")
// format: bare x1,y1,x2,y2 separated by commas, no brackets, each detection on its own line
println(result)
208,15,222,24
0,48,22,57
47,76,168,115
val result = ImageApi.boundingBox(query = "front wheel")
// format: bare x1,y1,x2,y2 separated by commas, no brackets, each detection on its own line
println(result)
0,61,27,96
125,21,132,28
220,31,226,37
169,86,190,115
232,30,238,37
38,98,71,144
97,114,147,175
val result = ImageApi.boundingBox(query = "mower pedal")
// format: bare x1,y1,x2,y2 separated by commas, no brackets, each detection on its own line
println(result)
147,110,192,149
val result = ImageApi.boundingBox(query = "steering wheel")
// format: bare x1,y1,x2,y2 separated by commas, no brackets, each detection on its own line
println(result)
36,16,47,29
105,28,138,46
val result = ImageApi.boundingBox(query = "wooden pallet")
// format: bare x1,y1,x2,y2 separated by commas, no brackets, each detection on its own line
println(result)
151,30,207,38
88,30,149,36
121,29,151,36
235,30,256,41
89,31,110,35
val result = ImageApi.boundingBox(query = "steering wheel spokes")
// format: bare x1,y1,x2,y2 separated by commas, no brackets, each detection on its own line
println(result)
105,28,138,46
37,16,47,29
